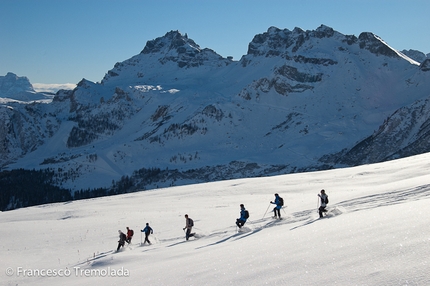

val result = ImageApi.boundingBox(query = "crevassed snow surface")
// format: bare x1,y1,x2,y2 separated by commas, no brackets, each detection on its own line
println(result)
1,152,430,285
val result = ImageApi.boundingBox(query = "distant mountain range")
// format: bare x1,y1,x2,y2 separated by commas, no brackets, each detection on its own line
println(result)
1,25,429,209
0,72,54,101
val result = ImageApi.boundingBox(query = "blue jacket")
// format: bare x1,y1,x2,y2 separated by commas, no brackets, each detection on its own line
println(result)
272,195,282,209
239,208,248,221
142,226,153,235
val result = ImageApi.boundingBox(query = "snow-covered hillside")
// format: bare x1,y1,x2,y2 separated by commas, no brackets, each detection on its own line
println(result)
2,151,430,285
1,25,430,196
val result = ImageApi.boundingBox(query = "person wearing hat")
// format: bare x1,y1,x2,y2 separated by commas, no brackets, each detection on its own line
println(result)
141,223,153,244
270,193,283,219
318,189,329,218
117,230,127,251
126,227,134,244
235,204,249,228
183,214,195,241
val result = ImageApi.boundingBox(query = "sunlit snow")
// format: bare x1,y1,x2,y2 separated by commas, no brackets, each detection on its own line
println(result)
2,152,430,285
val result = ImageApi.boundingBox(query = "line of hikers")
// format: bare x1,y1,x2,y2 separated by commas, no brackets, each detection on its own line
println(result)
117,224,153,251
117,190,329,249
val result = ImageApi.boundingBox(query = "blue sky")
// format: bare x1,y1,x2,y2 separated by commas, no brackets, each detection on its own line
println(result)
1,0,429,86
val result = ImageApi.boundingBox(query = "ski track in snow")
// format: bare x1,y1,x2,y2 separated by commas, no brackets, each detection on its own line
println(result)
77,183,430,257
289,183,430,229
3,153,430,285
335,184,430,211
193,183,430,244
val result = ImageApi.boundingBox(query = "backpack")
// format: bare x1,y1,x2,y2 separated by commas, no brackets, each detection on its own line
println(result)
130,229,134,236
278,197,284,206
188,218,194,227
325,196,329,204
244,210,249,219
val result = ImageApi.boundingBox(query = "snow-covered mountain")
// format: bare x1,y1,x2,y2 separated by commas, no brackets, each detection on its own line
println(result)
0,72,54,101
401,49,430,63
1,25,430,198
322,97,430,166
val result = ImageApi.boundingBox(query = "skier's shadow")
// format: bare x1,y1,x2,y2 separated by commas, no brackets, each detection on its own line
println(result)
290,207,343,230
196,232,242,249
74,250,113,267
290,217,319,230
197,220,278,249
167,241,187,247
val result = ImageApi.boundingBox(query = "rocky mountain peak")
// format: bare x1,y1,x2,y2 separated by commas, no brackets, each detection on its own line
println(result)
358,32,399,58
0,72,35,97
247,26,294,57
313,24,335,38
0,72,53,102
140,30,200,56
402,49,428,63
420,58,430,71
101,30,229,84
247,25,342,57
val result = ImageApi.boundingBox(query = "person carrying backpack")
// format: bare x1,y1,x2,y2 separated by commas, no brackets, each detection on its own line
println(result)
117,230,127,251
126,227,134,244
141,223,153,245
318,189,329,218
236,204,249,228
270,193,284,219
183,214,195,241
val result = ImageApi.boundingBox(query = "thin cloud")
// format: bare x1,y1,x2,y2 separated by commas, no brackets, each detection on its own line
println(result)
33,83,76,93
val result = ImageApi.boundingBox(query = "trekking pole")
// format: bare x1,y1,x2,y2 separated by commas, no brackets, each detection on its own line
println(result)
263,203,271,219
282,206,287,215
317,195,320,213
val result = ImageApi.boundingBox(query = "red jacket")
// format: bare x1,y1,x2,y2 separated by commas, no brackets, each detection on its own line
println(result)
127,229,134,238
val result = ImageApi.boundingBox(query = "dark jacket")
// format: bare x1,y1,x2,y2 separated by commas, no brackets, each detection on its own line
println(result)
142,226,153,235
272,195,282,208
119,232,126,243
239,208,248,221
319,194,328,207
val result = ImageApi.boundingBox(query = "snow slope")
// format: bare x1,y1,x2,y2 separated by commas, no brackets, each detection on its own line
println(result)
2,151,430,285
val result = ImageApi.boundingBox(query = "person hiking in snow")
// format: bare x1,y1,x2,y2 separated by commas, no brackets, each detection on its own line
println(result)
126,227,134,244
117,230,127,251
318,189,329,218
141,223,153,244
270,193,284,219
236,204,249,228
183,214,195,241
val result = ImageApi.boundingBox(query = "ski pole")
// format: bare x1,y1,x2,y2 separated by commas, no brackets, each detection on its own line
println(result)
141,231,143,246
282,206,287,215
263,203,271,219
317,195,320,213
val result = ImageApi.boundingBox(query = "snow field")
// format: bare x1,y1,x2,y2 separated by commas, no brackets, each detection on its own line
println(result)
2,152,430,285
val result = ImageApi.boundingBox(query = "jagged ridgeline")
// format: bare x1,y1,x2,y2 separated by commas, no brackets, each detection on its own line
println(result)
1,25,429,210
